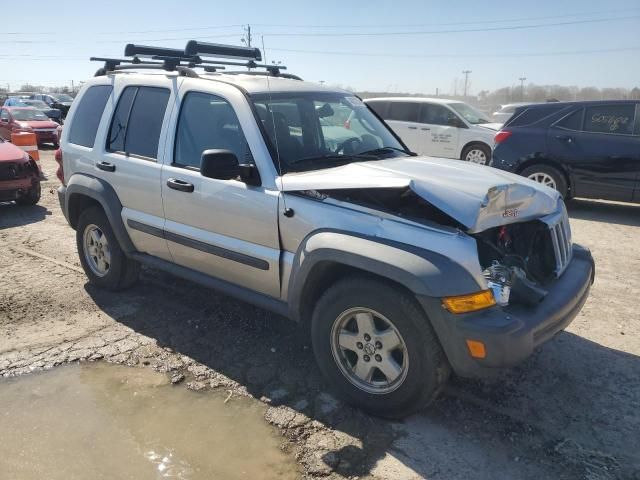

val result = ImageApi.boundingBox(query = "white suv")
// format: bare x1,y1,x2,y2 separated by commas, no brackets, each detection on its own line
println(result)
57,42,594,418
364,97,502,164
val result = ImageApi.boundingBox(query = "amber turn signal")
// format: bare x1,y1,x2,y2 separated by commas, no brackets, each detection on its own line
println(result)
442,290,496,314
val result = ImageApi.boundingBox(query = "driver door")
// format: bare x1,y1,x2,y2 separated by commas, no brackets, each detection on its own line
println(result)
418,103,460,159
161,88,281,298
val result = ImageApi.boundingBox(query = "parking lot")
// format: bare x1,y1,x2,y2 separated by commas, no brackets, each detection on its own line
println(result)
0,150,637,478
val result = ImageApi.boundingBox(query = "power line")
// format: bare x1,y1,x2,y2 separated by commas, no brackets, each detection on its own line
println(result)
268,46,640,58
250,7,640,29
255,15,640,37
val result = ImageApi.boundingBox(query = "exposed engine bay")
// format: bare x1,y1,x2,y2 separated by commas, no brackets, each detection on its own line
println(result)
474,221,558,307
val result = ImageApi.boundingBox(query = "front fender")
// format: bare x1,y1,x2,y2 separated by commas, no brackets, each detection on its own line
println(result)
287,230,482,322
63,173,135,254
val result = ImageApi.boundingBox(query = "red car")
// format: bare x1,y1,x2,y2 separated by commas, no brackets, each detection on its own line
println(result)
0,138,41,205
0,106,60,147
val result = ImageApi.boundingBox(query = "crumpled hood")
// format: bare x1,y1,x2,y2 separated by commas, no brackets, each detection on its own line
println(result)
280,156,560,233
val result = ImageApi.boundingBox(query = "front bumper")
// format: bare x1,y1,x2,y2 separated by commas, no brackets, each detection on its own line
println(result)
419,244,595,378
34,131,58,143
0,176,39,202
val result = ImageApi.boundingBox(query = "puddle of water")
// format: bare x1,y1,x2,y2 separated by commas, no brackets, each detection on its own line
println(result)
0,363,298,480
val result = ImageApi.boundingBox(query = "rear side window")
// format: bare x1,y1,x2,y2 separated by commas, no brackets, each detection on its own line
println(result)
174,92,250,169
106,86,170,159
584,104,635,135
367,101,389,118
556,109,584,130
508,105,565,127
386,102,419,122
68,85,112,147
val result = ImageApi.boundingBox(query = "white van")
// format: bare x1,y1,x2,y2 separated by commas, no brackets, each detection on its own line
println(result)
364,97,502,164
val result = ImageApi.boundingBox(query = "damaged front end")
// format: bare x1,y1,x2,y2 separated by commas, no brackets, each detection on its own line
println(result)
473,205,572,308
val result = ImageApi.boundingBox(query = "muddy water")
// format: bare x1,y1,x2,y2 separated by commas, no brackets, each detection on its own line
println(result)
0,363,298,479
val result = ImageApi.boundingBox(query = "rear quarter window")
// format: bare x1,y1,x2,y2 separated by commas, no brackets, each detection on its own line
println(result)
68,85,112,148
366,101,389,119
386,102,419,122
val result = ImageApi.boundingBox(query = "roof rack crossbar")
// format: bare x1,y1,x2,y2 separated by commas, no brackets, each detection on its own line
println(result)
185,40,261,61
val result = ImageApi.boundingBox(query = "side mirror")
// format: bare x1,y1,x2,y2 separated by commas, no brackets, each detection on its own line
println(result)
200,149,261,186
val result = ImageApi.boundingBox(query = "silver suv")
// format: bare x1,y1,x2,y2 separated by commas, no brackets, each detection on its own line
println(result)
57,42,595,418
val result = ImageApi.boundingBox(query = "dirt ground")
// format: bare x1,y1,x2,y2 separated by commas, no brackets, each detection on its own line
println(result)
1,150,639,479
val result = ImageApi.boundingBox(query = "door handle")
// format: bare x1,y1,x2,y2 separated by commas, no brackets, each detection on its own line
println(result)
421,127,431,131
556,135,574,143
96,161,115,172
166,178,194,193
407,126,418,130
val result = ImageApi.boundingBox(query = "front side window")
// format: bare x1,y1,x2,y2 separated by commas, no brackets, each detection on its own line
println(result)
448,103,491,125
584,104,635,135
106,86,169,159
251,92,408,173
174,92,250,169
68,85,112,148
420,104,459,126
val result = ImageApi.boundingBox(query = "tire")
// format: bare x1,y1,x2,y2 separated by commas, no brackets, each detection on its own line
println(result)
76,206,139,291
16,183,41,206
311,276,450,419
462,143,491,165
520,164,568,198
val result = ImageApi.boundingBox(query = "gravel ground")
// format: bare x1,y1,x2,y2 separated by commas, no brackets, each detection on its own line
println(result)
1,150,639,479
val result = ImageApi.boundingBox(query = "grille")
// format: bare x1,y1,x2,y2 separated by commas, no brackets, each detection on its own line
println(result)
542,204,573,277
0,163,18,180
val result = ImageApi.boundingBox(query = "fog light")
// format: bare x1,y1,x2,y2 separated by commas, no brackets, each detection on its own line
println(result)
442,290,496,314
466,339,486,359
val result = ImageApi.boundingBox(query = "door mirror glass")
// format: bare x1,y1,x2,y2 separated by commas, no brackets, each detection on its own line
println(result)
200,149,240,180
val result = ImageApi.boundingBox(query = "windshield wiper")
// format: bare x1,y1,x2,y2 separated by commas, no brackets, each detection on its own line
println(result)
358,146,414,156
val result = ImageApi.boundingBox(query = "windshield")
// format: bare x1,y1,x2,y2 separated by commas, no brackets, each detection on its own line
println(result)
449,102,491,124
55,94,73,102
12,109,49,121
251,92,409,173
22,100,49,108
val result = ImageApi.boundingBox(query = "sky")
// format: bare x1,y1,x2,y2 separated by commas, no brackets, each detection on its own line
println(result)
1,0,639,94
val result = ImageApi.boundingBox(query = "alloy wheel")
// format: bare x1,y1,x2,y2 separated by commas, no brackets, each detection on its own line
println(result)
330,307,409,394
527,172,557,190
465,148,487,165
83,224,111,277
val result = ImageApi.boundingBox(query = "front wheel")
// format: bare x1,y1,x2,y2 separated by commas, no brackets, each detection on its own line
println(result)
311,276,450,418
16,183,41,206
462,143,491,165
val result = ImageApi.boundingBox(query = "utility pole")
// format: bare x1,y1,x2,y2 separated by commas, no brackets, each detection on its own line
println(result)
242,24,252,48
462,70,472,97
519,76,527,101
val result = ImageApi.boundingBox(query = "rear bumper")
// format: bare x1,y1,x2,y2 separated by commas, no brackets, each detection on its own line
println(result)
420,244,594,378
57,185,69,222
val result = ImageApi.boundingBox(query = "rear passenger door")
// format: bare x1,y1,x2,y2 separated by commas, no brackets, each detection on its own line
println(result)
160,86,280,298
102,83,174,260
549,103,639,202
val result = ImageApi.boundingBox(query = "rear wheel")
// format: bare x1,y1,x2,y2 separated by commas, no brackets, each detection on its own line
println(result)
311,276,450,418
16,183,41,206
76,206,139,290
520,164,568,198
462,143,491,165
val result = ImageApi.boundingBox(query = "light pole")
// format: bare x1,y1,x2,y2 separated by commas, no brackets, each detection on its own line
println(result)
519,77,527,101
462,70,472,97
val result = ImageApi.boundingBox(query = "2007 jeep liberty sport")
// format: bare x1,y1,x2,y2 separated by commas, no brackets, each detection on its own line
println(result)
57,42,595,418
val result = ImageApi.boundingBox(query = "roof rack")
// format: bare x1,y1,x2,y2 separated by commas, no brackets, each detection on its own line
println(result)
91,41,299,79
